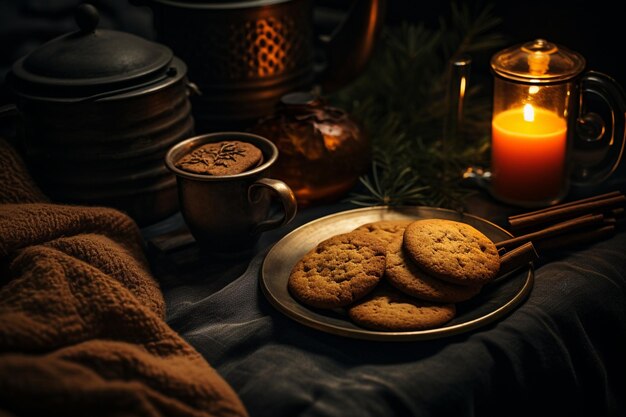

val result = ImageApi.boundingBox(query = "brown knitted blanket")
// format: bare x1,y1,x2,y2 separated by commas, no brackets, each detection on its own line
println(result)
0,138,248,417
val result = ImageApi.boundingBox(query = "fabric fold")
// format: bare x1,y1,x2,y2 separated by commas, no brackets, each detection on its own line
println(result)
0,138,248,417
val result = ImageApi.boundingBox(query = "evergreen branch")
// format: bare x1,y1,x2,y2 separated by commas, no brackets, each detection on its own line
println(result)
332,2,503,209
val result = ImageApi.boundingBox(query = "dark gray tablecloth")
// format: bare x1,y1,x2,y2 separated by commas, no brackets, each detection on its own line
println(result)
144,202,626,417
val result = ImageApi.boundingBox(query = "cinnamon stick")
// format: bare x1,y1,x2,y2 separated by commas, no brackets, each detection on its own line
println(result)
508,194,626,231
508,191,622,220
534,224,616,250
496,213,606,250
498,242,539,276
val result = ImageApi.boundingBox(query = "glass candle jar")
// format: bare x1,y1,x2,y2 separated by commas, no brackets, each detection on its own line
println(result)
490,39,625,207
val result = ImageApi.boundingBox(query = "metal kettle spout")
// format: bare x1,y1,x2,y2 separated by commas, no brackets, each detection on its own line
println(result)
316,0,386,92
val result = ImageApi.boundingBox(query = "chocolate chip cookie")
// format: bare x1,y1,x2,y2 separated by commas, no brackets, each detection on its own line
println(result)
354,219,413,245
288,231,386,309
402,219,500,286
385,235,482,302
348,283,456,331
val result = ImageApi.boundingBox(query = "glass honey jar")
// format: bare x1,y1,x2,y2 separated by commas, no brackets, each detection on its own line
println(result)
252,92,370,206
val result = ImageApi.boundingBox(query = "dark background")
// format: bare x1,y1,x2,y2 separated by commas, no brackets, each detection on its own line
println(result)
387,0,625,86
1,0,624,102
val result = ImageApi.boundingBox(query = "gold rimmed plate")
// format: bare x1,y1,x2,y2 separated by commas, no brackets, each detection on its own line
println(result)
260,206,534,341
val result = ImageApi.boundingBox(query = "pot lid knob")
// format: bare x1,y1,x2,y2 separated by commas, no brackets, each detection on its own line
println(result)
75,3,99,33
7,2,175,99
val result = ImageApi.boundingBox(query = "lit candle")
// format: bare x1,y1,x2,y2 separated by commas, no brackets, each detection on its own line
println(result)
491,104,567,203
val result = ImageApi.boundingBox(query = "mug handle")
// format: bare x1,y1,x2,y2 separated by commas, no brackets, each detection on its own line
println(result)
571,71,626,185
248,178,297,234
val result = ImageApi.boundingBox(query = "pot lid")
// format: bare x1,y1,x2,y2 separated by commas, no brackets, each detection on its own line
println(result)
9,3,173,98
491,39,585,83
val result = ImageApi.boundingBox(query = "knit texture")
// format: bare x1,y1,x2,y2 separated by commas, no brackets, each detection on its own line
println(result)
0,138,248,417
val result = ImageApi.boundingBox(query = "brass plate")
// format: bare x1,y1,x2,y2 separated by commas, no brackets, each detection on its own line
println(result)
260,206,534,341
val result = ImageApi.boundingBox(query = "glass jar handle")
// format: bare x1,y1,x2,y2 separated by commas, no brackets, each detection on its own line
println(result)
571,71,626,185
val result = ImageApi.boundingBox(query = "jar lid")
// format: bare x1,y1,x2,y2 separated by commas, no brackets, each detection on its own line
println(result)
8,3,174,99
490,39,585,83
278,91,323,113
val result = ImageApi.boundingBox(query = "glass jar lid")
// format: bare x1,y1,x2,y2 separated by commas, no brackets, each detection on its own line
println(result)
8,3,173,99
490,39,585,83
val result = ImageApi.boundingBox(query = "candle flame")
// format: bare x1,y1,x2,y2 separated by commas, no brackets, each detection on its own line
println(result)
523,103,535,122
460,76,467,99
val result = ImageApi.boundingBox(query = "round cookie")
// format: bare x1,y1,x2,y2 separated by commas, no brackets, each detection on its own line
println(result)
403,219,500,286
175,140,263,175
354,219,413,245
348,283,456,331
385,235,482,303
288,231,386,309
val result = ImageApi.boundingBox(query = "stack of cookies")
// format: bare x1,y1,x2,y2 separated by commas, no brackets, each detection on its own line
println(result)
287,218,501,331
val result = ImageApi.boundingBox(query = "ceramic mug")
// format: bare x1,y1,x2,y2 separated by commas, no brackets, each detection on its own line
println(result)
165,132,297,252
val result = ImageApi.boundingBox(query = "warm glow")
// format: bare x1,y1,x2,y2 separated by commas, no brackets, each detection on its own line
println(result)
523,104,535,122
460,76,467,99
491,106,568,202
528,85,540,94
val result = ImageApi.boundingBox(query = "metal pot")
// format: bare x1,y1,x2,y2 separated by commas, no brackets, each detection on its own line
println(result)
132,0,385,132
4,4,196,226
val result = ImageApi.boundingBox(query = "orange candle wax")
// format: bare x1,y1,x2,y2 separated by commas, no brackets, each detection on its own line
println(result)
491,105,567,203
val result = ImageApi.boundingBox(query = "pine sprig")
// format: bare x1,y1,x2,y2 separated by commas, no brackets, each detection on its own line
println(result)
331,3,504,209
